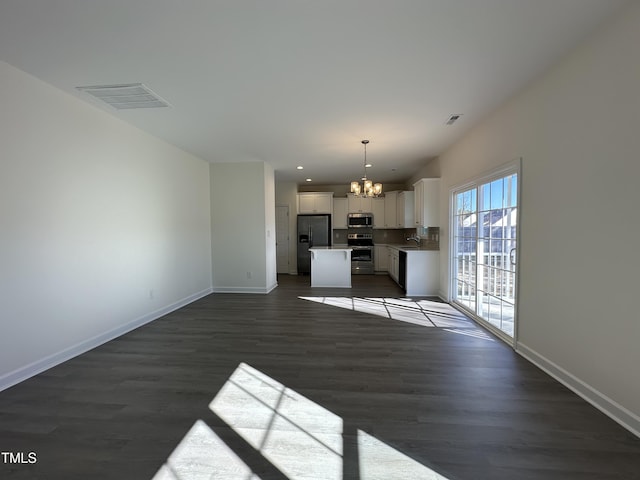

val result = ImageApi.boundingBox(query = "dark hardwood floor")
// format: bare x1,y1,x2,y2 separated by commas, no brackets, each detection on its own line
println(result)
1,274,639,479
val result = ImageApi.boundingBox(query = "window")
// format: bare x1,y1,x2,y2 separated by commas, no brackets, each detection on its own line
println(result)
451,162,519,341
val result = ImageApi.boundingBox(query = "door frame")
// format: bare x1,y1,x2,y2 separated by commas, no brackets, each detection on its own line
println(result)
275,205,290,275
448,158,522,346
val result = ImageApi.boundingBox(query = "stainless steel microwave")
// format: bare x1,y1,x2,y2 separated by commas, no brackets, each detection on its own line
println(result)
347,213,373,228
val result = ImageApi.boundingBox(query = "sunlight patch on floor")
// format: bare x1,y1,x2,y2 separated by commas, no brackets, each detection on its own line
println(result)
154,362,453,479
358,430,450,480
209,363,343,480
299,296,494,341
152,419,262,480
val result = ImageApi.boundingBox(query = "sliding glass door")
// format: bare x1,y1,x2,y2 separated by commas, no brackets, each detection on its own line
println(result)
452,166,519,341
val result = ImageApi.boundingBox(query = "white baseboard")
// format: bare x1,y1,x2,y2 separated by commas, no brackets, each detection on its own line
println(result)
517,342,640,438
212,282,277,294
0,287,213,393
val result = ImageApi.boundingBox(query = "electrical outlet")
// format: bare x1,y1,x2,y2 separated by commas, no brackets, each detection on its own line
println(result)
246,271,252,279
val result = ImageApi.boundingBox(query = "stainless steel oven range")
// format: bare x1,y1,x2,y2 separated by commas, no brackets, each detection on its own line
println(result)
347,232,374,274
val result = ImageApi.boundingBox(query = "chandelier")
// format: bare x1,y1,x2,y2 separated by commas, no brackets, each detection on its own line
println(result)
350,140,382,197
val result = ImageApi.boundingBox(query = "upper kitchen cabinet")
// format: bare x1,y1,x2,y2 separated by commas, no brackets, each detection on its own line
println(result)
297,192,333,214
371,197,385,229
383,191,398,228
333,197,348,229
397,191,415,228
413,178,440,227
348,194,372,213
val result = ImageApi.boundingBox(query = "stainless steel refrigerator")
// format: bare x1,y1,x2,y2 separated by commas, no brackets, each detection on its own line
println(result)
297,214,331,274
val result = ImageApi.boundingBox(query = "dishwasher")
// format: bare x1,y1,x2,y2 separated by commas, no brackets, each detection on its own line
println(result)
398,250,407,289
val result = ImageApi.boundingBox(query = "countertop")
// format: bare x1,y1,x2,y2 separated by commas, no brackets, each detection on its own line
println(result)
382,244,439,253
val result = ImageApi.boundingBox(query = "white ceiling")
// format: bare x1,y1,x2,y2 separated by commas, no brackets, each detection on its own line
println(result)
0,0,629,186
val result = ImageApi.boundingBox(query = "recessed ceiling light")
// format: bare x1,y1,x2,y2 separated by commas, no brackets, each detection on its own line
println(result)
306,178,312,182
365,163,372,168
297,166,304,170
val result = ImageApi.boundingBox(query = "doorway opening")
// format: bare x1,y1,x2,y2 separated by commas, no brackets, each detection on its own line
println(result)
276,205,290,274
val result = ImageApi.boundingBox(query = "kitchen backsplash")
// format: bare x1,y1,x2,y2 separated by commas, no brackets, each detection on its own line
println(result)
333,227,440,250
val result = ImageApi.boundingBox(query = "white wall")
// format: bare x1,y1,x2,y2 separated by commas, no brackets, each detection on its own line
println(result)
436,2,640,433
0,61,213,389
408,161,440,186
210,162,277,293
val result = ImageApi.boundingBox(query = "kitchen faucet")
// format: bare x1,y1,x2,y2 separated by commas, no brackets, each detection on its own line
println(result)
406,234,421,247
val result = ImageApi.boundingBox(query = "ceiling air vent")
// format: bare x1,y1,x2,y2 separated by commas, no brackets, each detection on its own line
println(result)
445,114,462,125
76,83,170,110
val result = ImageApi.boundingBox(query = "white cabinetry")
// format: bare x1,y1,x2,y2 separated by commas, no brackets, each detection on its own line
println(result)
333,197,348,229
374,245,389,272
371,198,385,229
396,191,415,228
384,191,398,228
309,247,352,288
387,246,440,296
404,250,439,296
388,247,399,282
348,194,372,213
413,178,440,227
297,192,333,214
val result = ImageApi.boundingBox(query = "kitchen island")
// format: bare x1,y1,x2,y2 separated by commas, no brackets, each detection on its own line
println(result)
309,247,352,287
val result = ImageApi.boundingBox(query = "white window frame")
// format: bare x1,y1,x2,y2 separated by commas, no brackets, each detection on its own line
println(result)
448,158,522,346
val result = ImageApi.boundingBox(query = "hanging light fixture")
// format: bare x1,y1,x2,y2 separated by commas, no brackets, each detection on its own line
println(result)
350,140,383,197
